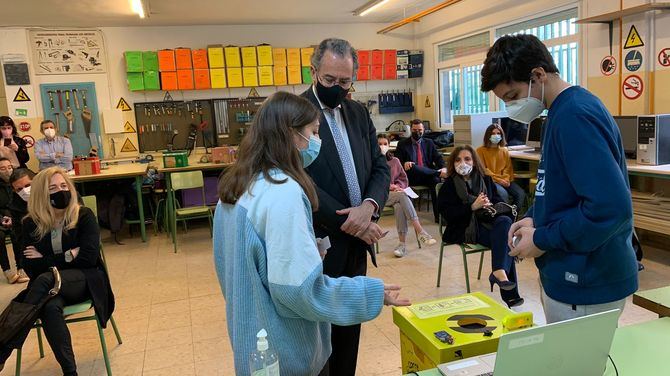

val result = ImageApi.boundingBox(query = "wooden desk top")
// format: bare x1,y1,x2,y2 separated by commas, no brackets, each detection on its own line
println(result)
633,286,670,317
157,155,233,173
71,162,148,182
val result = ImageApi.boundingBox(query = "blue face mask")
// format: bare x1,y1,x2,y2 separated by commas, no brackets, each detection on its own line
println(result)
489,134,503,145
298,133,321,168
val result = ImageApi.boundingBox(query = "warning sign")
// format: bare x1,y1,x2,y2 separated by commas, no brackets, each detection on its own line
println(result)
659,48,670,67
120,138,138,152
624,25,644,49
601,56,616,76
123,121,136,133
13,87,31,102
116,97,132,111
19,121,31,132
22,135,35,148
625,50,643,72
247,87,260,98
622,75,643,100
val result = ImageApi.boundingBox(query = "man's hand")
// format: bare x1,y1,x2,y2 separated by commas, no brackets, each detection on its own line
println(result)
383,284,411,306
23,246,43,259
507,217,534,249
403,161,415,171
55,152,64,158
439,168,448,179
508,226,545,259
337,201,376,236
70,247,80,259
356,222,386,245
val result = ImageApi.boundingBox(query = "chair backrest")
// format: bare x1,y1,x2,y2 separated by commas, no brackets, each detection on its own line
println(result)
81,195,98,218
171,171,204,191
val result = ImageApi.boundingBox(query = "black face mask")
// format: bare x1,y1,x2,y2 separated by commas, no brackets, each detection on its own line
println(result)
411,131,423,141
50,190,71,209
315,79,349,109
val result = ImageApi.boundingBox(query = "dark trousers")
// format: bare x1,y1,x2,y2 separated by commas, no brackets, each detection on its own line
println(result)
406,168,440,222
0,269,89,376
477,216,521,302
494,182,526,210
0,228,21,272
328,247,367,376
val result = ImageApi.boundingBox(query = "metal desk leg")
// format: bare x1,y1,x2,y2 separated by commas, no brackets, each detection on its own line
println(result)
135,176,147,242
165,172,176,246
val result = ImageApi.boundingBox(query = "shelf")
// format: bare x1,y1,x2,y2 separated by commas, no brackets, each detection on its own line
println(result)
575,2,670,24
634,213,670,236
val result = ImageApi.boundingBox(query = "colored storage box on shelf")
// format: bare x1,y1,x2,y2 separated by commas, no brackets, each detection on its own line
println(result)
158,49,176,71
73,157,101,176
175,48,193,70
192,49,209,69
300,47,314,67
227,67,243,87
356,66,370,81
143,71,160,90
257,44,273,66
207,45,225,68
177,70,194,90
194,69,211,90
358,50,370,66
142,51,159,72
273,48,287,66
160,71,178,91
273,66,287,85
286,48,301,66
127,72,144,91
258,66,273,86
241,46,258,67
225,46,242,67
125,51,143,72
397,70,409,79
301,66,312,84
384,50,397,65
163,151,189,168
287,65,302,85
384,64,397,80
409,51,424,65
371,65,383,80
242,67,259,87
371,50,384,65
210,68,227,88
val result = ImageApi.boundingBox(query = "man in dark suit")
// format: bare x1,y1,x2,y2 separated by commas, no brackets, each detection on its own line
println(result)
301,38,393,375
394,119,446,223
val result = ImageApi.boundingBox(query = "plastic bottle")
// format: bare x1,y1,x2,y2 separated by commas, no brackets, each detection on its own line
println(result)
250,329,280,376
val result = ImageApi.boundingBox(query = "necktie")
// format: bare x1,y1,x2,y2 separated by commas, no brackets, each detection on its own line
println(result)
323,108,362,207
416,142,424,167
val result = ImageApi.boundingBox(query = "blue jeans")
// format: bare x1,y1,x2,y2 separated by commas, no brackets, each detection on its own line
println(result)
477,216,521,301
495,182,526,209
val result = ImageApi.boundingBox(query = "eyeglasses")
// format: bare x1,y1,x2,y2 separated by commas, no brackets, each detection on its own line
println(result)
316,72,353,89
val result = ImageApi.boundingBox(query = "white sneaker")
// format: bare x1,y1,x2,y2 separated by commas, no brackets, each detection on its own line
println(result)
418,232,437,247
393,244,407,258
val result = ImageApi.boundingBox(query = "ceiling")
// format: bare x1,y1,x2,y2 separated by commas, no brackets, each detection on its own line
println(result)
3,0,446,27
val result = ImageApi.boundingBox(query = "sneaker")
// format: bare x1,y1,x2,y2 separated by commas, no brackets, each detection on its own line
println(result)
393,244,407,258
4,270,18,284
418,232,437,247
16,269,29,283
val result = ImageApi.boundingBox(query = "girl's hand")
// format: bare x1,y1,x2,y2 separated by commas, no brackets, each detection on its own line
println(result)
9,140,18,152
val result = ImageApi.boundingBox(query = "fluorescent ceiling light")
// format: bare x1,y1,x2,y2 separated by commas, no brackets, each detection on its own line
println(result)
130,0,146,18
354,0,390,17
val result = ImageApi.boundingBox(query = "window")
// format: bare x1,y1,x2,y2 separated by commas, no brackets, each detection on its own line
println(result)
439,68,461,125
438,32,490,63
463,64,489,114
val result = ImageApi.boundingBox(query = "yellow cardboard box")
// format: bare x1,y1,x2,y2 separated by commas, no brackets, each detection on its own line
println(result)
258,66,274,86
227,67,243,87
301,47,314,67
210,68,227,89
257,44,273,66
273,66,287,86
287,48,301,66
224,46,241,68
273,48,287,66
243,66,259,87
207,45,225,68
241,46,258,67
287,65,302,85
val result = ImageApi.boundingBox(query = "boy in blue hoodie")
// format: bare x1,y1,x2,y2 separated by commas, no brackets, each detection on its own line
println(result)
480,34,638,323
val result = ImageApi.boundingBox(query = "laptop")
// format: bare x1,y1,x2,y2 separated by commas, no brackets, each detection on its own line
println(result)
438,309,620,376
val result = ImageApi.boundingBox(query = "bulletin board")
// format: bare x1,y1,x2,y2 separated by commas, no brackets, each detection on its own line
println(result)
39,82,104,158
29,29,106,75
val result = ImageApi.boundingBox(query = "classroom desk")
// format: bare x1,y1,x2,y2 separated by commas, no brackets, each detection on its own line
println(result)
633,286,670,317
407,318,670,376
73,162,149,242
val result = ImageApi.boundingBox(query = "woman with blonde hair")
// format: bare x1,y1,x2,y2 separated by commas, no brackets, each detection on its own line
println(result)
0,167,114,376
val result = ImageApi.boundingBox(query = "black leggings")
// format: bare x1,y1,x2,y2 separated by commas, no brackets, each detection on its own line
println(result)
0,269,89,376
0,229,21,272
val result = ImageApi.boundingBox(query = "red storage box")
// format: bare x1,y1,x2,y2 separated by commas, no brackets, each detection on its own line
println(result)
384,50,397,65
158,50,176,71
73,157,101,176
371,50,384,65
371,65,383,80
358,50,370,66
357,66,370,81
384,64,397,80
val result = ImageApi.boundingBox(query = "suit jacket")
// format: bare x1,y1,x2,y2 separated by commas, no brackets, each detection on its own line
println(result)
395,137,444,177
301,88,390,277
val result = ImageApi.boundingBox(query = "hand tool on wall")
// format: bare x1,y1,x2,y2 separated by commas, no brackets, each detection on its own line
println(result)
72,89,81,110
56,89,63,111
63,90,75,134
47,91,56,110
53,112,61,130
80,89,92,139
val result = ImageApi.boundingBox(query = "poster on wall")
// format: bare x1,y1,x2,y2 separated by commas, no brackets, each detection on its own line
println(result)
29,29,106,75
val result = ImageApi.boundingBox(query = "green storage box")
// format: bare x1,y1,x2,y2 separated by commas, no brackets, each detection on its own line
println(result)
163,151,189,168
125,51,143,72
301,66,313,84
142,51,159,72
143,71,160,91
127,72,145,91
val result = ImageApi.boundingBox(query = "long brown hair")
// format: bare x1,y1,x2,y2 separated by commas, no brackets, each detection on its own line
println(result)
446,145,487,178
218,91,319,210
483,123,507,148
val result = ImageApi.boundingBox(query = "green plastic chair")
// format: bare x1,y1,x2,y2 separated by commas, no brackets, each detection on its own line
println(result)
15,196,123,376
434,183,490,291
169,171,213,253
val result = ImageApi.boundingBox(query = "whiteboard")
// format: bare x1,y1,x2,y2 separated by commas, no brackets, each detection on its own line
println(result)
29,29,106,75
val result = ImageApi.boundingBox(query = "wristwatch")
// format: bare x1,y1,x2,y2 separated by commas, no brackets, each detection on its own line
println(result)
64,250,73,263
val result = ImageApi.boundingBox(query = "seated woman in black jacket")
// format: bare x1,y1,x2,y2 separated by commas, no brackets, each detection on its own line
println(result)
0,167,114,376
437,145,523,308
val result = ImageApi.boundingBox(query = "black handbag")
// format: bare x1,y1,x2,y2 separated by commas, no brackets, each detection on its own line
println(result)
0,267,61,346
476,202,518,223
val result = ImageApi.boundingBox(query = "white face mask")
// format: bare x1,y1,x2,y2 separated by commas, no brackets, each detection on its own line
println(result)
379,145,390,155
489,134,502,145
44,128,56,139
505,79,545,124
18,186,30,202
455,162,473,176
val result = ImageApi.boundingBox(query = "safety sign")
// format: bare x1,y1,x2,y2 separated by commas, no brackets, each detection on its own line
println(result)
601,56,616,76
625,50,643,72
659,48,670,67
624,25,644,49
622,75,643,100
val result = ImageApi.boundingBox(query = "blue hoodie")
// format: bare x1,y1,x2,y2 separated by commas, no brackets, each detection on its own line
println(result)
529,86,638,306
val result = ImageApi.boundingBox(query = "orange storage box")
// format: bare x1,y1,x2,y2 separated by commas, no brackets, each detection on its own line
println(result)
371,50,384,65
357,66,370,81
384,64,397,80
177,70,194,90
175,48,193,70
371,65,383,80
158,50,176,71
358,50,370,66
384,50,397,65
160,71,178,91
192,49,209,69
194,69,211,89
